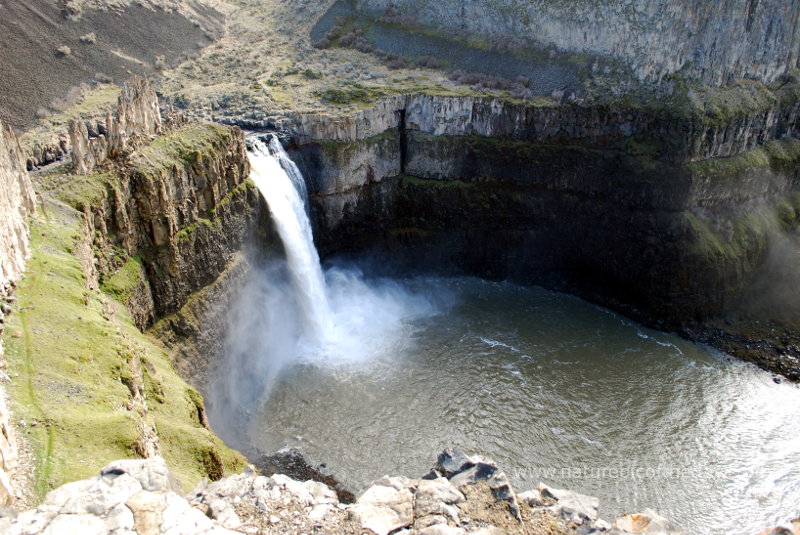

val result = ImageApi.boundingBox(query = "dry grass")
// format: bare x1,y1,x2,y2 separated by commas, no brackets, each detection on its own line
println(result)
157,0,481,120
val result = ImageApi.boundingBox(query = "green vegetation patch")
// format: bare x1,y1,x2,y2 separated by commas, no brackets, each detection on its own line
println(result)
130,122,235,179
315,82,385,106
689,72,800,126
683,192,800,278
101,256,146,302
687,138,800,183
3,201,245,498
35,167,118,212
176,218,215,243
312,77,542,110
213,178,255,214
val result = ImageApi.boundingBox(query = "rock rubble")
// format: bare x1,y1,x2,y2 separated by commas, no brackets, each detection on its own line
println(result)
0,450,704,535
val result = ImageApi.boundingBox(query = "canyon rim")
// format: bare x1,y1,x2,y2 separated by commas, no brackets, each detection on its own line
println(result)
1,0,800,534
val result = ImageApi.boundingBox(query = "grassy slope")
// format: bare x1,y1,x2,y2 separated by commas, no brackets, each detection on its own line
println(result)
3,198,245,499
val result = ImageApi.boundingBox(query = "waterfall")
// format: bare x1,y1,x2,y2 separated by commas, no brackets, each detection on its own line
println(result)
248,137,333,343
208,136,436,446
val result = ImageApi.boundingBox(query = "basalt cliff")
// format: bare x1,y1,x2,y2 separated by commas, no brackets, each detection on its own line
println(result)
0,77,272,507
277,75,800,380
355,0,800,86
1,0,800,533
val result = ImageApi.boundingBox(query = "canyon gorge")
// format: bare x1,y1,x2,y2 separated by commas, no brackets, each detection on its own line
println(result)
0,0,800,533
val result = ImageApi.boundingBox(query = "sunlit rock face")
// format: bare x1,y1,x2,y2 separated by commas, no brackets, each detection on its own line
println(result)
355,0,800,85
0,122,35,286
0,120,36,505
70,77,163,176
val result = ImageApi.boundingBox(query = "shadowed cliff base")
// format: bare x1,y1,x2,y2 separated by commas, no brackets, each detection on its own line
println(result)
0,0,223,132
689,229,800,381
283,86,800,381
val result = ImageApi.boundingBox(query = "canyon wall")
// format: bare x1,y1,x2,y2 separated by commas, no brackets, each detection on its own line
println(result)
355,0,800,85
81,121,262,320
72,110,272,384
0,77,273,495
61,79,267,327
287,82,800,378
0,122,36,505
0,124,36,286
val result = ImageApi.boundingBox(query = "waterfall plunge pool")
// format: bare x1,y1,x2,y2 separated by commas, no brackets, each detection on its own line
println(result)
206,137,800,535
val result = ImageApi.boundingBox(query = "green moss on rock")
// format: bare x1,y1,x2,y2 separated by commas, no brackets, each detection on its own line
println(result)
36,166,118,211
131,122,235,179
687,138,800,181
101,256,146,302
3,201,246,498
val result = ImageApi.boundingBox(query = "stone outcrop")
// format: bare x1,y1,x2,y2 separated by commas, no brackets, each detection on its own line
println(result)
291,88,800,161
0,451,699,535
284,80,800,379
0,123,36,286
70,76,162,176
0,121,36,506
355,0,800,85
60,76,266,328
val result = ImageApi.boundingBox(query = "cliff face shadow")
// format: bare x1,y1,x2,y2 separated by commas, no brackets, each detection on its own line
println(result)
726,228,800,330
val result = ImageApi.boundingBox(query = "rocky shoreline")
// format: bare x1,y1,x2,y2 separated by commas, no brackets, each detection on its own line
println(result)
2,448,798,535
0,449,679,535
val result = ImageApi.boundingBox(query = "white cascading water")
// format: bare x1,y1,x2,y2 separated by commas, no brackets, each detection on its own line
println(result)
207,135,436,447
249,137,333,343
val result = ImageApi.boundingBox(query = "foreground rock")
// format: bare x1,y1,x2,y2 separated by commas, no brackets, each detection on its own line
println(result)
0,451,672,535
3,450,797,534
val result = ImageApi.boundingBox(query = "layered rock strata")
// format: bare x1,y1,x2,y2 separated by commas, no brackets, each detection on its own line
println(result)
354,0,800,85
284,81,800,379
62,76,266,327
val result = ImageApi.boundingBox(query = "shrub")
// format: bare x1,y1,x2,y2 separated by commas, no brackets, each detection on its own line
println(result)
173,94,191,109
418,55,443,69
379,6,420,27
353,37,373,53
94,73,114,84
326,25,343,40
447,69,534,97
387,58,406,70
